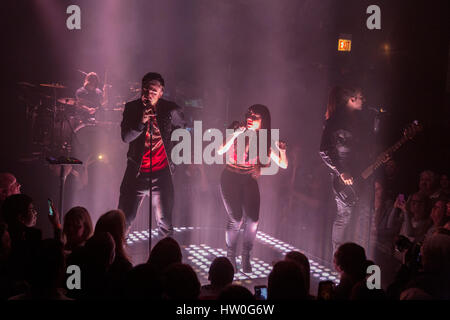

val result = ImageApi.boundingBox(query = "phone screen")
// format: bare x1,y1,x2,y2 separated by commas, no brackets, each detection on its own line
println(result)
255,286,267,300
47,199,54,216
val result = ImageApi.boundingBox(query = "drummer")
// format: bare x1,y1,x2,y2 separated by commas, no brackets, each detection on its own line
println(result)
75,72,108,116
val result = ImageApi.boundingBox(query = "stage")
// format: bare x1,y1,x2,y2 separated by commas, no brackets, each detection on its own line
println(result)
126,226,339,295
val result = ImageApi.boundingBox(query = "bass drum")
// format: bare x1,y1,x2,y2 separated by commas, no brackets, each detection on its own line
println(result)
71,122,126,164
70,123,127,222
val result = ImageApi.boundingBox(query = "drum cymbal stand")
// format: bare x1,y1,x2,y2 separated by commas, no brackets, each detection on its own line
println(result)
46,156,82,222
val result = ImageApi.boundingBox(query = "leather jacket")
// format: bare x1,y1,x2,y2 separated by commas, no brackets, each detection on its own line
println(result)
121,98,186,176
319,111,370,177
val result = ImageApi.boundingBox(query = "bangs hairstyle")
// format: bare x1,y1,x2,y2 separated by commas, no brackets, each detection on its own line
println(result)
63,206,93,242
325,86,362,120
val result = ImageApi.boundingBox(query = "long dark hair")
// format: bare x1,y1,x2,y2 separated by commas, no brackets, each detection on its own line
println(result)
94,210,130,262
325,86,362,120
246,104,271,166
63,206,93,247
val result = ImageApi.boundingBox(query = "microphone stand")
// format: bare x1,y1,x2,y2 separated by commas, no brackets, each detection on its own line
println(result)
149,116,153,255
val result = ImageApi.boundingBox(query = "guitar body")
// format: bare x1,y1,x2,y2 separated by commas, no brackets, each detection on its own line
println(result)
330,121,422,207
332,174,361,206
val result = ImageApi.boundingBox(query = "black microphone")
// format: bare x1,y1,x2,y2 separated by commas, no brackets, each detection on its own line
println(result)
368,106,388,114
370,107,388,133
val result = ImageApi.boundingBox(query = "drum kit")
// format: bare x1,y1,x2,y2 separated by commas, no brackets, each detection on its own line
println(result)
17,79,139,160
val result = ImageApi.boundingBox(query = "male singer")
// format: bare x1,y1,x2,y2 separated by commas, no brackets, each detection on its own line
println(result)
118,72,185,236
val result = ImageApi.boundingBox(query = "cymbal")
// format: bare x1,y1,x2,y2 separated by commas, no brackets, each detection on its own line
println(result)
40,83,66,89
57,97,77,105
103,107,124,112
17,81,35,87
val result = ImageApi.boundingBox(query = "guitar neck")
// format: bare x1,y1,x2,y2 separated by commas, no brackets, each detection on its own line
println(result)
361,135,409,180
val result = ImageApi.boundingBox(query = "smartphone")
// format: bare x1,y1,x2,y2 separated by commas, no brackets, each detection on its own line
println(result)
317,280,334,300
47,198,54,216
398,194,405,202
254,285,267,300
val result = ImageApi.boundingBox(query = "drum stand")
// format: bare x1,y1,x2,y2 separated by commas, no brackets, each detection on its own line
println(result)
46,156,82,223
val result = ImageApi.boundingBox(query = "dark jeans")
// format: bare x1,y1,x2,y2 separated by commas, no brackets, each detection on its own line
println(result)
118,165,174,237
220,168,260,255
332,178,374,258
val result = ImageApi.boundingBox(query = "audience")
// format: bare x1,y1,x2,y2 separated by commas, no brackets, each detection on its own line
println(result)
350,260,386,300
400,228,450,299
122,262,163,299
0,164,449,301
199,257,234,299
447,200,450,217
418,170,437,198
66,231,116,300
93,210,132,297
388,192,432,245
425,199,450,240
62,206,93,253
94,210,132,274
162,263,200,300
268,260,307,300
0,222,14,299
0,173,21,208
9,239,70,300
333,243,367,300
218,284,255,300
147,236,182,274
284,251,311,297
1,194,42,286
436,173,450,199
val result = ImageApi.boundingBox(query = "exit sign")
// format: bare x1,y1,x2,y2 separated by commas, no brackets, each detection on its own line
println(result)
338,39,352,52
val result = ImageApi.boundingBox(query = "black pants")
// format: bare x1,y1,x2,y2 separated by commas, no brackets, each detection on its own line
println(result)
118,164,174,237
220,168,260,255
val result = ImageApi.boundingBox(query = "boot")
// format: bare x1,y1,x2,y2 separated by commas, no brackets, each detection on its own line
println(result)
227,248,237,273
241,251,252,274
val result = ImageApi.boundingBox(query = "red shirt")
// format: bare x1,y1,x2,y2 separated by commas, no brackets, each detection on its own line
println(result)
140,143,168,172
140,117,168,173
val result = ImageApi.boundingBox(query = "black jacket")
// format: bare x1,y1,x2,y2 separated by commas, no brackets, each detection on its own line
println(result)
121,98,186,176
319,110,372,177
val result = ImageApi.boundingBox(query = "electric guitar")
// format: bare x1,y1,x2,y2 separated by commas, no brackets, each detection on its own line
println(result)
333,120,423,206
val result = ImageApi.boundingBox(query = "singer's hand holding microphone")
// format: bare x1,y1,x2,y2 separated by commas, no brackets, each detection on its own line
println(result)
142,108,155,124
141,97,156,124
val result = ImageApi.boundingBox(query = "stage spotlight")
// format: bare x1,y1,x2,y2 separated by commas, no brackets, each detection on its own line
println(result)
382,43,391,55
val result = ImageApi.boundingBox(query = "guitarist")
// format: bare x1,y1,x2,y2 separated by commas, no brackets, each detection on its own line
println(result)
319,86,375,257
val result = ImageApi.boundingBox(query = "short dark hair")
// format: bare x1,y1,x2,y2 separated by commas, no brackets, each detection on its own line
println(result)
148,237,182,272
163,263,200,299
334,243,367,279
208,257,234,287
1,194,33,225
268,260,307,300
142,72,165,89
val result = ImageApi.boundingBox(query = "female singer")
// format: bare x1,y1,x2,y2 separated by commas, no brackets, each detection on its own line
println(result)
218,104,288,273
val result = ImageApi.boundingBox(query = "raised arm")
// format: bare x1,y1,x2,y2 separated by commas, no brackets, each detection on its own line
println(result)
217,126,246,155
121,102,146,143
270,140,288,169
